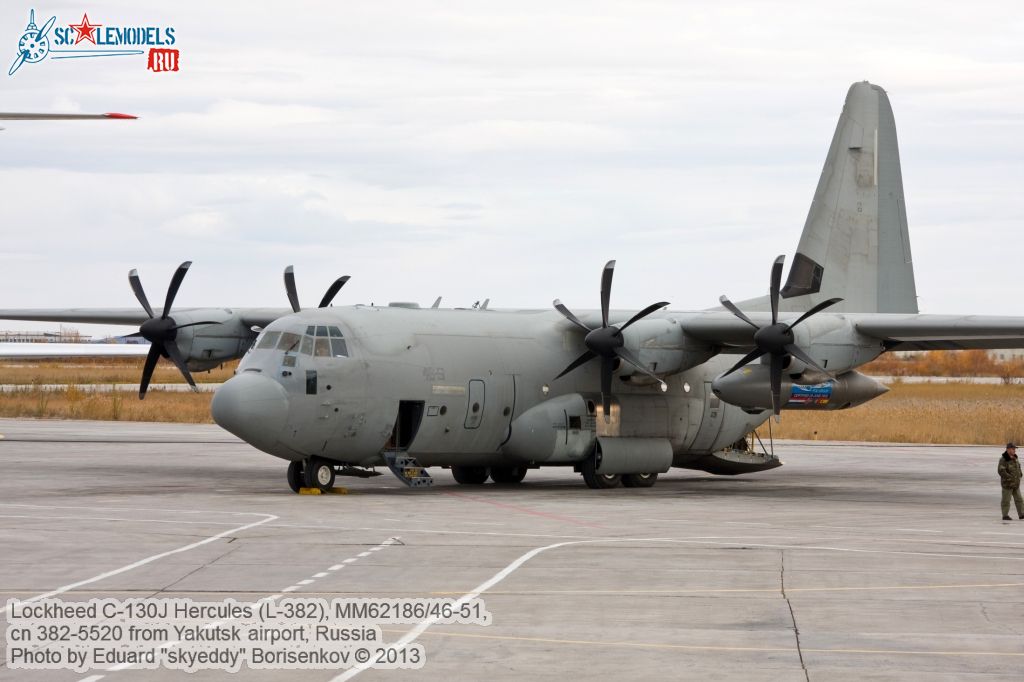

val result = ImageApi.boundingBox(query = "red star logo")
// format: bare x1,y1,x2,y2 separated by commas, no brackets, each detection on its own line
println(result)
68,13,102,45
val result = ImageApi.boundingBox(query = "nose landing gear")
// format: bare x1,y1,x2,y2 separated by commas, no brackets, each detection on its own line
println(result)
286,457,337,493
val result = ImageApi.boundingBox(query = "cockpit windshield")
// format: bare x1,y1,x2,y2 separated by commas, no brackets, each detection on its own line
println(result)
251,325,349,358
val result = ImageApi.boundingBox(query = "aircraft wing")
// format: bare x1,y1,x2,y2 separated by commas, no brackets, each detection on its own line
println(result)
854,315,1024,351
0,307,292,328
0,309,151,325
0,342,150,358
678,312,1024,352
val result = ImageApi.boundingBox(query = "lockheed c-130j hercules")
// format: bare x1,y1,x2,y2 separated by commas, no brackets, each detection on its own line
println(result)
3,82,1023,492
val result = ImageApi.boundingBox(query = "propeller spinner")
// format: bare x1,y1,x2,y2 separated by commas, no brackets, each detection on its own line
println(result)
127,261,219,399
552,260,669,422
718,255,842,418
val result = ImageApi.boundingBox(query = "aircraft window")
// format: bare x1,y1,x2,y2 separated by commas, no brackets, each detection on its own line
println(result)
328,326,343,337
277,332,302,352
314,337,331,357
316,325,329,337
330,338,348,357
282,355,297,368
300,335,314,356
256,331,281,350
306,326,316,335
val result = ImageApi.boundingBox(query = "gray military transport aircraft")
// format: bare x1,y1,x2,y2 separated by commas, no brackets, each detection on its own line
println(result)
3,82,1023,492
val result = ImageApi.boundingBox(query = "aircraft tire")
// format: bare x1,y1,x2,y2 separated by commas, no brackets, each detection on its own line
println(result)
287,460,304,493
621,473,658,488
451,466,489,485
489,466,527,484
304,457,336,492
581,457,621,489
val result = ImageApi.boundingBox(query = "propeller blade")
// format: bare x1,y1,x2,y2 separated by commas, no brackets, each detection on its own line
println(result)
615,347,667,389
128,269,155,319
719,295,759,330
770,354,783,418
788,297,843,329
600,356,615,423
721,347,766,378
600,260,615,328
283,265,300,313
318,276,350,308
769,255,784,325
169,320,220,332
164,340,198,392
36,15,57,42
619,301,670,332
8,51,27,77
431,297,441,309
553,299,591,333
783,343,834,379
139,344,161,399
161,261,192,319
554,350,597,380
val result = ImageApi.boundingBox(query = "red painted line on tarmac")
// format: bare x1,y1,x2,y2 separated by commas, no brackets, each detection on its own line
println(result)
444,491,606,529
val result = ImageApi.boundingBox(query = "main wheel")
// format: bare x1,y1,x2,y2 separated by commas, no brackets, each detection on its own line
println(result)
287,460,304,493
304,457,336,492
490,466,527,484
451,465,489,484
581,457,621,489
622,473,658,488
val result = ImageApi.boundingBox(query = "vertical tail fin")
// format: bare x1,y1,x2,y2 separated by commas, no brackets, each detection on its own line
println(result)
780,81,918,314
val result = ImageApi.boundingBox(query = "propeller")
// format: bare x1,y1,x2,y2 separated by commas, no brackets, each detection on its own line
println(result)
718,255,842,418
552,260,669,422
283,265,350,312
127,261,219,399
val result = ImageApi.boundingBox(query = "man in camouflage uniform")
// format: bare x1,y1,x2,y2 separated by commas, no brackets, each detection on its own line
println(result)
998,442,1022,521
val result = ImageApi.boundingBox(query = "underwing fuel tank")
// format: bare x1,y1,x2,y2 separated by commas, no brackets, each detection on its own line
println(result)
711,366,888,411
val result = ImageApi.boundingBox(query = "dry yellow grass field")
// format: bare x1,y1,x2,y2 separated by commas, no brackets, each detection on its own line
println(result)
1,360,1022,443
0,358,235,384
769,382,1024,445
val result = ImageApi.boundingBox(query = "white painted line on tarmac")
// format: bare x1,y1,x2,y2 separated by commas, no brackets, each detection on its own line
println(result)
314,572,329,578
0,512,277,614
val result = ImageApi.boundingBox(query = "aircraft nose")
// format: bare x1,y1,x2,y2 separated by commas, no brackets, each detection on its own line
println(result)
211,372,289,452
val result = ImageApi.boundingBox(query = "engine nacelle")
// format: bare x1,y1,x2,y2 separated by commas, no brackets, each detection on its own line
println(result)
501,393,596,464
618,318,715,381
711,366,888,411
168,309,257,372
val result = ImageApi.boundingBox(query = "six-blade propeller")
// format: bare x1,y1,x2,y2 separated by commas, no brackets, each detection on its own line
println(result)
552,260,669,422
127,261,219,399
718,255,841,418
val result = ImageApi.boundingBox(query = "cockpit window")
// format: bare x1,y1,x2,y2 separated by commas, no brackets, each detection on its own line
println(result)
314,337,331,357
330,338,348,357
256,331,281,350
299,335,314,356
277,332,301,352
306,325,316,335
328,326,343,337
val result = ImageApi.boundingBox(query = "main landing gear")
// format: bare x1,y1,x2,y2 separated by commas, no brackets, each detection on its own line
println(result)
287,457,336,493
580,457,658,489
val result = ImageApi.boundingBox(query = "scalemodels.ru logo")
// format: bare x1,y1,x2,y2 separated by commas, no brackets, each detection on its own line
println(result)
9,8,180,76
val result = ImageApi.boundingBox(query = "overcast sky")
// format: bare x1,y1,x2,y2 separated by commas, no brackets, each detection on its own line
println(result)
1,1,1022,336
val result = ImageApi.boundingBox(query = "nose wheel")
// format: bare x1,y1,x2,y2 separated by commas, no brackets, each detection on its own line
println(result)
286,460,304,493
287,457,336,493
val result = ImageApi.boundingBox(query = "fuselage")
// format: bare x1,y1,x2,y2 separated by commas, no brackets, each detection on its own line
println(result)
211,305,772,471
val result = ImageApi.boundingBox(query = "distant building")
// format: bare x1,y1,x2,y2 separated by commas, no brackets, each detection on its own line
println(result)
0,327,83,343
